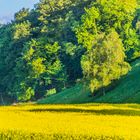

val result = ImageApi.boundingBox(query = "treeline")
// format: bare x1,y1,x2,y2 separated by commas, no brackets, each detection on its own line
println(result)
0,0,140,101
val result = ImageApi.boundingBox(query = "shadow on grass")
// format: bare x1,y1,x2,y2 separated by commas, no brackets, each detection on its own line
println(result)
28,108,140,116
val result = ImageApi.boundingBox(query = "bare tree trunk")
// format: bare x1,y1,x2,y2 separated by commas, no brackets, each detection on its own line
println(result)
0,93,5,105
103,88,105,96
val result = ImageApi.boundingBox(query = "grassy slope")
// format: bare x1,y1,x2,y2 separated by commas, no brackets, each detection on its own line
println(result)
95,59,140,103
38,59,140,104
38,84,91,104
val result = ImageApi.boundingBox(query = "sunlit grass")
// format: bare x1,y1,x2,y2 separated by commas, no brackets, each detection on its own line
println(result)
0,104,140,139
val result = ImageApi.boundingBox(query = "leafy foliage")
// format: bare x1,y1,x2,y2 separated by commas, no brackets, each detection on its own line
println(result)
0,0,139,101
81,31,130,93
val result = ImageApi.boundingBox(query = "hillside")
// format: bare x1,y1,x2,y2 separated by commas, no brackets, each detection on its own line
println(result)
0,0,139,103
38,59,140,104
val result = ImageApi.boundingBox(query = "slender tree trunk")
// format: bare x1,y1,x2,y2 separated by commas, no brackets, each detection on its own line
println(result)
0,93,5,105
63,81,66,89
102,87,105,96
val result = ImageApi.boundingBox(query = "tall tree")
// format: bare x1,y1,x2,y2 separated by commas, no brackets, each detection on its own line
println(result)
74,0,138,59
81,31,130,93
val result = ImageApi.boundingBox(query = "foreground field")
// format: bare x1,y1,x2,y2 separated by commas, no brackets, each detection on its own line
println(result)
0,104,140,140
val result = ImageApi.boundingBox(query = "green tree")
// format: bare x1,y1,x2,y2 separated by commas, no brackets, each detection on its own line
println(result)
13,39,64,101
14,8,30,22
74,0,138,59
0,0,139,102
81,31,130,93
13,21,32,40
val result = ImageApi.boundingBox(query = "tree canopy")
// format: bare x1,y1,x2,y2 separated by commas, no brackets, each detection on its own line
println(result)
0,0,139,101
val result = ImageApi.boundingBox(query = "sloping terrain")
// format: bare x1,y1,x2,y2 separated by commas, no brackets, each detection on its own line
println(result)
95,59,140,103
37,84,91,104
38,59,140,104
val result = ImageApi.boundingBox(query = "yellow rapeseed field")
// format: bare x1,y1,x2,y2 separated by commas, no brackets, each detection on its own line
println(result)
0,103,140,140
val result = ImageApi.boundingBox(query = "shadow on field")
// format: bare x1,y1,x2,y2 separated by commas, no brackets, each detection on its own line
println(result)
28,108,140,116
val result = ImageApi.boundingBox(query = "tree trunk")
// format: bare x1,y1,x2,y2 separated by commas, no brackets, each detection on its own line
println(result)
103,88,105,96
0,93,5,105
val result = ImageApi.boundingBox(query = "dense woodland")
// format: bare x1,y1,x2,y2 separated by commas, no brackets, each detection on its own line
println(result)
0,0,140,102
